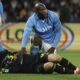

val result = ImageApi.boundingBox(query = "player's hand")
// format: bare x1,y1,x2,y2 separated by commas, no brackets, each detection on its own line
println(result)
20,48,27,54
47,47,55,54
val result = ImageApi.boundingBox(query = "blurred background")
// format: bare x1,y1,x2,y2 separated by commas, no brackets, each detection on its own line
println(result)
1,0,80,23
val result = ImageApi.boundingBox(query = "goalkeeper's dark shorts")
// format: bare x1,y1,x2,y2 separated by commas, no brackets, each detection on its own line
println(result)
20,53,49,73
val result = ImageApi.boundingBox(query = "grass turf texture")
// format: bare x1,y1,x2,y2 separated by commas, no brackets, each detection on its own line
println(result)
0,50,80,80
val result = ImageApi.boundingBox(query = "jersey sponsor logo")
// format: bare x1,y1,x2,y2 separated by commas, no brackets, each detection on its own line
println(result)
36,25,52,33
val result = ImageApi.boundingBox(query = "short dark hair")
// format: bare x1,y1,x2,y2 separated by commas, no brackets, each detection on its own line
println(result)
34,3,46,12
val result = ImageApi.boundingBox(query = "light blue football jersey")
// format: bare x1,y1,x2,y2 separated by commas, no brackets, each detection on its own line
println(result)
21,10,62,48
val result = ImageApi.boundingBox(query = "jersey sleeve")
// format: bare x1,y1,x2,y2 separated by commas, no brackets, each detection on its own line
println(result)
52,13,62,48
21,17,34,48
0,2,3,16
0,2,3,24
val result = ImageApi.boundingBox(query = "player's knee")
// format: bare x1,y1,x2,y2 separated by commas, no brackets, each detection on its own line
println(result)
44,62,54,71
37,62,55,74
48,54,62,62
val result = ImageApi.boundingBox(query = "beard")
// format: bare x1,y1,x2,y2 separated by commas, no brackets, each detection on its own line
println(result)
37,13,47,20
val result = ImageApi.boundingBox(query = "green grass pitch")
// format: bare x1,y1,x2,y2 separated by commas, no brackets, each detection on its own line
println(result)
0,51,80,80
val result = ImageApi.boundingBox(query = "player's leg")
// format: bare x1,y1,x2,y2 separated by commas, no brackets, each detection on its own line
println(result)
37,53,74,74
36,62,54,74
48,54,76,69
42,41,57,54
54,64,75,74
30,36,42,55
42,62,73,74
48,54,76,70
58,57,80,74
30,36,57,55
47,54,80,74
36,62,75,74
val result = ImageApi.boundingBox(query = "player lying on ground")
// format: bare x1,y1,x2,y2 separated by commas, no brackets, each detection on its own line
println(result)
0,41,80,74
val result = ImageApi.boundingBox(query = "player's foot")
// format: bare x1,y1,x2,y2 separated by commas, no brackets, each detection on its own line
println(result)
74,67,80,75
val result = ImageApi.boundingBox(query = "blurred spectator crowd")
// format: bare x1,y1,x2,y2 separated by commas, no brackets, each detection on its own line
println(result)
1,0,80,23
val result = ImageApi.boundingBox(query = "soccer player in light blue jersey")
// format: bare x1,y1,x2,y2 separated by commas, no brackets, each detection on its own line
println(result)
0,0,3,25
21,3,62,55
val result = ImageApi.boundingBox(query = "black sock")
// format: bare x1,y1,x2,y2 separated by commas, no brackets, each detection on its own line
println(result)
59,58,76,70
54,64,74,74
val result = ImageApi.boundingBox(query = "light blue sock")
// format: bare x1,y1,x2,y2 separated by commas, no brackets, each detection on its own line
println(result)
0,40,5,52
30,45,40,55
